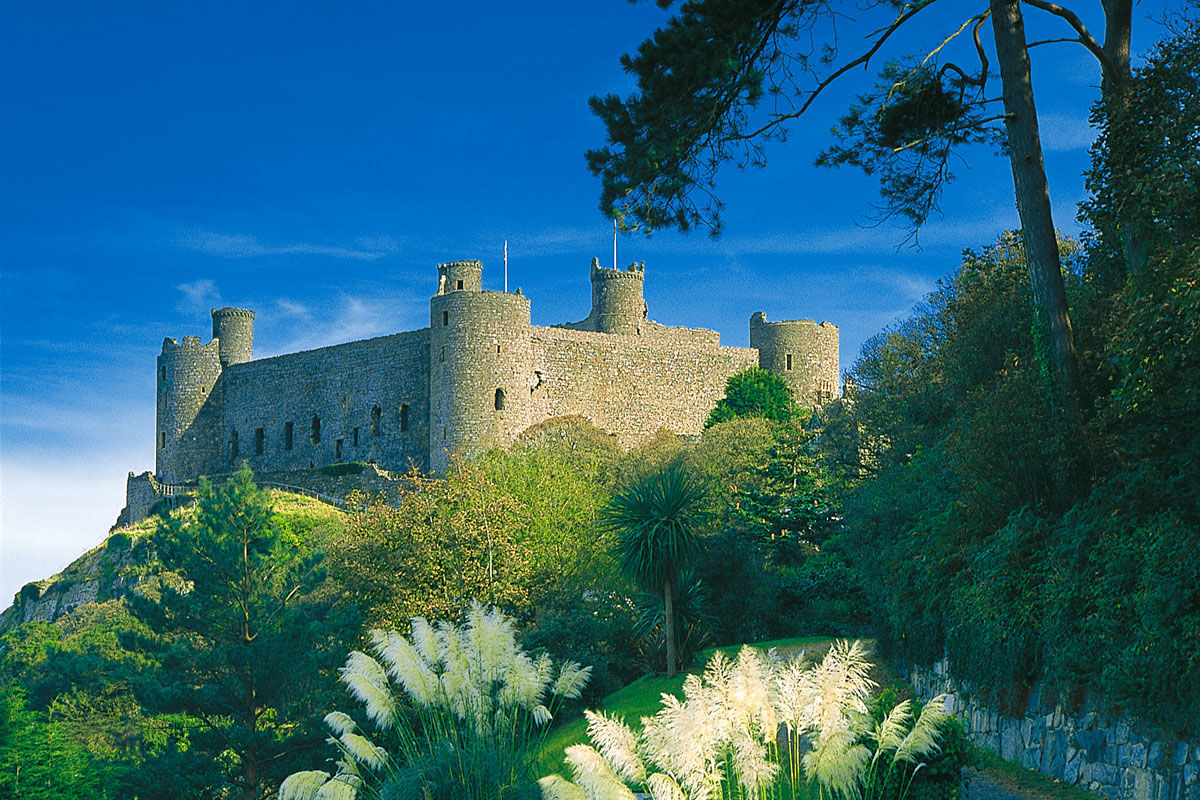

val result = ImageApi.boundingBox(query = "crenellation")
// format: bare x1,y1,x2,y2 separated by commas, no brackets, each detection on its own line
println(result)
139,255,838,507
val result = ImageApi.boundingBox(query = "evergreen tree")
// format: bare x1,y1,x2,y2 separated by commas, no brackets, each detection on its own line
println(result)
706,367,796,427
587,0,1143,417
127,467,359,800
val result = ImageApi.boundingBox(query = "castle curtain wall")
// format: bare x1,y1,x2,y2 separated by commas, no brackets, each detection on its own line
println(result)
218,329,431,474
528,326,759,447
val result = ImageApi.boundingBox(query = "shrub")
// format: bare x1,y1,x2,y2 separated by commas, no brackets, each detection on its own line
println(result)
281,602,591,800
543,640,956,800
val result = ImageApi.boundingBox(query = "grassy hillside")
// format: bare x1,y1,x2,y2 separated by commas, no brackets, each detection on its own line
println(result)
0,489,344,634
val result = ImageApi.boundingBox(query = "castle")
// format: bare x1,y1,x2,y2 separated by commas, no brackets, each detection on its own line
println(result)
148,257,838,489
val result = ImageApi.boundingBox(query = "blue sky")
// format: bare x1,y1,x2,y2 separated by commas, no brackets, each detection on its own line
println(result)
0,1,1174,601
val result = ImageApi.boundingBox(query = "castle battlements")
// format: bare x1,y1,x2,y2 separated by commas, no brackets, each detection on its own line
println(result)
149,257,838,486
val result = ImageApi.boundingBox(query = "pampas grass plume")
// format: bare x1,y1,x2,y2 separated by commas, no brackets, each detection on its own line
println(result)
279,770,329,800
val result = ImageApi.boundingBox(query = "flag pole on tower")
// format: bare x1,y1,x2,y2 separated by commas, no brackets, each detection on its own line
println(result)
504,240,508,292
612,219,617,270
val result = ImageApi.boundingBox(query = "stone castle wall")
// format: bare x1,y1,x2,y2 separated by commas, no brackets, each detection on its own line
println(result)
429,288,534,473
157,336,225,483
148,256,839,500
531,325,758,447
750,313,839,407
220,329,431,475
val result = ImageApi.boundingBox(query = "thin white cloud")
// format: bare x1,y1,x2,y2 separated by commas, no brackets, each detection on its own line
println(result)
177,278,223,313
177,231,401,261
1040,112,1098,152
262,293,426,355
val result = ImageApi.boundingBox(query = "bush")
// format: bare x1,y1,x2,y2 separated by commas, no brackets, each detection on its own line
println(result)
281,602,591,800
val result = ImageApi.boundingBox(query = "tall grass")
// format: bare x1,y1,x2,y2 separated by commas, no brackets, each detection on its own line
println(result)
543,640,949,800
280,601,591,800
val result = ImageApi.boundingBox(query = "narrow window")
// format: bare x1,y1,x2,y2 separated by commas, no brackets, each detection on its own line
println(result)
229,429,239,462
160,365,166,381
311,416,321,444
786,353,793,371
496,344,501,354
440,346,445,363
442,310,449,326
400,404,409,432
335,439,343,460
254,427,265,455
456,279,463,290
160,432,166,449
353,427,359,447
494,388,505,411
285,421,294,450
442,426,446,440
371,405,381,436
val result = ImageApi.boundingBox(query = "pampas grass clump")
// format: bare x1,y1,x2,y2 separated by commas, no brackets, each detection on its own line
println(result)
542,640,950,800
281,600,591,800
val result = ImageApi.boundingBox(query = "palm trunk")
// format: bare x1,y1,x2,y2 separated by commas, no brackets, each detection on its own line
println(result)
664,579,678,678
989,0,1082,419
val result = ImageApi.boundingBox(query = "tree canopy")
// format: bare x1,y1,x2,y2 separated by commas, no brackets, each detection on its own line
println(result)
706,366,796,427
588,0,1143,413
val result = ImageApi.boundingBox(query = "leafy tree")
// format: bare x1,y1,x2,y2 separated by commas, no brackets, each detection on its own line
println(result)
0,686,121,799
601,465,708,677
127,467,359,800
329,450,619,630
705,366,796,427
588,0,1142,415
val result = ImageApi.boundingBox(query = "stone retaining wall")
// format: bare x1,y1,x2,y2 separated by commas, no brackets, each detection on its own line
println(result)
911,659,1199,800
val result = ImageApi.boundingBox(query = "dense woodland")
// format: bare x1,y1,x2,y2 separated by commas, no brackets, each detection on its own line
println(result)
2,4,1198,800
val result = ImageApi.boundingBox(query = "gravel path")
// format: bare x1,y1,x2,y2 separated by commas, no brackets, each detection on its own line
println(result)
967,768,1043,800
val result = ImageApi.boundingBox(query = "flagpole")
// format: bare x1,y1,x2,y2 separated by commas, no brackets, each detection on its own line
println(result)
612,219,617,270
504,240,508,292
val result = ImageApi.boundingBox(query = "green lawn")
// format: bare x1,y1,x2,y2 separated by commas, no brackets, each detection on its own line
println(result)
536,635,834,778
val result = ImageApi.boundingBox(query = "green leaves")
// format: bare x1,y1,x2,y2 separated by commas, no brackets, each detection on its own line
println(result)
706,367,796,427
602,465,707,594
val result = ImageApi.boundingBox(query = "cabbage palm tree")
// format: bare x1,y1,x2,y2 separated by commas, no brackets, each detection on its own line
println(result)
601,464,707,677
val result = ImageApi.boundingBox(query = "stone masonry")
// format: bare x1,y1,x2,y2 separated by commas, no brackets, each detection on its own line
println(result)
148,256,839,491
912,659,1200,800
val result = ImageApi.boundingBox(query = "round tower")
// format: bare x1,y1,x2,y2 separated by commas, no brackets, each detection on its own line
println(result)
211,307,255,366
589,258,647,335
436,260,483,294
157,335,225,483
750,312,840,407
429,262,532,473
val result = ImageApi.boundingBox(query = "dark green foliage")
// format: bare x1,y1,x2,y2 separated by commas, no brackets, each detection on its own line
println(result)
1081,12,1200,286
817,61,1002,228
602,464,709,676
523,591,640,709
862,692,974,800
632,570,714,673
706,367,796,427
586,0,791,233
828,41,1200,729
126,467,360,799
689,417,865,645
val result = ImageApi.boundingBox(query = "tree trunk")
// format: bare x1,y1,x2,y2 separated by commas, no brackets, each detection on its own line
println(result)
990,0,1083,418
1100,0,1143,277
664,579,678,678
